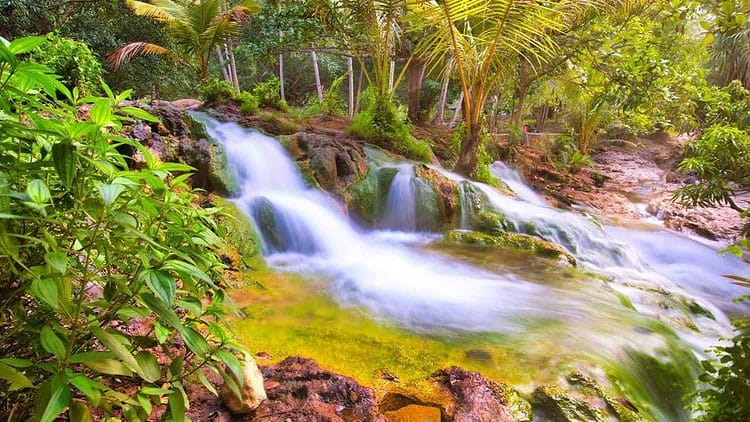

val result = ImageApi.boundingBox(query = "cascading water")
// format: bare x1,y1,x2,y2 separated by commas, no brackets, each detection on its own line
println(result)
200,114,747,420
490,161,547,205
380,164,418,231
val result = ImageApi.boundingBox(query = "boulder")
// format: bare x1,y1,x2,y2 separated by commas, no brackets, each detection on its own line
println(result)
220,355,267,415
414,165,460,229
347,166,399,227
442,230,576,266
252,356,383,421
282,132,368,198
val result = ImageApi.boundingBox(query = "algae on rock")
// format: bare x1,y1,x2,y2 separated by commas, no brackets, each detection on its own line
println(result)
442,230,577,266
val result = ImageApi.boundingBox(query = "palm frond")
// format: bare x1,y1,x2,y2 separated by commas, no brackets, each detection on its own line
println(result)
106,42,170,70
126,0,177,23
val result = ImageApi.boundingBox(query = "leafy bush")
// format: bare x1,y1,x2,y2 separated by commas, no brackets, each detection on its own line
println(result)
238,91,259,115
0,37,245,420
305,74,346,117
348,92,432,162
252,77,289,112
200,77,235,104
30,33,103,96
674,124,750,212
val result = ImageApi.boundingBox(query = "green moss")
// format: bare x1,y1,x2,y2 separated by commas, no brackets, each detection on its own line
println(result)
346,166,399,226
208,144,239,196
474,210,508,234
213,197,263,271
442,230,576,266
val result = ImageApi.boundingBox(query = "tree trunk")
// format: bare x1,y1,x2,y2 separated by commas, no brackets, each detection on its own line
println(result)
216,46,230,82
312,49,323,102
433,61,452,125
511,64,530,125
535,105,549,133
227,38,240,92
407,58,425,123
453,122,481,177
278,0,285,101
355,60,364,114
449,91,464,128
388,60,395,94
348,56,355,118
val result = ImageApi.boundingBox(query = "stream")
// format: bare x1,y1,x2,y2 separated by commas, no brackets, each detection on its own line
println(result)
200,115,748,421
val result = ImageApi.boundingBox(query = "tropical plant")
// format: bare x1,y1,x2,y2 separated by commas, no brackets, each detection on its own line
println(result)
200,76,236,104
0,36,245,420
674,124,750,214
108,0,260,82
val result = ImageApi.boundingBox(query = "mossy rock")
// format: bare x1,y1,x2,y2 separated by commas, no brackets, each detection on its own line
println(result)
213,197,263,271
413,178,442,232
249,197,284,253
531,384,607,422
258,111,300,135
208,144,239,196
415,165,459,229
457,181,488,228
346,166,399,227
474,210,509,235
442,230,576,266
187,111,210,142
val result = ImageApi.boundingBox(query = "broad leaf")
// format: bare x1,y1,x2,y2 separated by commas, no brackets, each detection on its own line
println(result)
0,362,32,391
52,142,77,190
45,251,68,274
135,351,161,383
98,183,126,207
27,179,51,204
139,268,176,306
40,326,66,359
91,327,144,378
31,278,60,310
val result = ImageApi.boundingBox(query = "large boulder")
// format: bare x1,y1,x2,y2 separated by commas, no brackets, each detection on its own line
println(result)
252,356,383,422
281,132,368,199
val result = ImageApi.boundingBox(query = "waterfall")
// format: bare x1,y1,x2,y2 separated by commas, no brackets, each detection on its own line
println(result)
380,164,417,231
490,161,547,206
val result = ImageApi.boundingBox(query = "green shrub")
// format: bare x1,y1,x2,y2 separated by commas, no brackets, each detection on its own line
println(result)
252,77,289,112
0,37,245,420
348,92,432,162
30,33,103,96
199,77,235,104
305,74,346,117
238,91,259,115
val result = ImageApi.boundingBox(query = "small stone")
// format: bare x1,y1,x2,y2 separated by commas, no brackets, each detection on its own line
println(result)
384,404,442,422
220,354,267,415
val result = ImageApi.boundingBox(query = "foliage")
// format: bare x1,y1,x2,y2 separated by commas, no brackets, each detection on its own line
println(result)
306,74,347,117
200,77,236,104
29,33,103,96
693,316,750,421
565,96,612,154
0,37,245,420
698,0,750,88
693,80,750,130
109,0,259,82
674,125,750,213
238,91,259,115
252,77,289,112
349,91,432,162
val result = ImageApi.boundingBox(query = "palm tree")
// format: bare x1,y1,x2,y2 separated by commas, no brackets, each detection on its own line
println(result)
108,0,259,82
409,0,615,176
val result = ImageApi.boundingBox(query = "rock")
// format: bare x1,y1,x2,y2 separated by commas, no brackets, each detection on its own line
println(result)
380,368,531,422
532,384,606,422
384,404,442,422
442,230,576,266
220,355,267,415
347,166,399,227
473,210,508,235
414,165,460,229
252,356,383,421
432,367,525,422
283,132,368,199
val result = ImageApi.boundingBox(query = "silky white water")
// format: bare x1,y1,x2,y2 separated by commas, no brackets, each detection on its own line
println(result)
490,161,547,205
380,164,418,231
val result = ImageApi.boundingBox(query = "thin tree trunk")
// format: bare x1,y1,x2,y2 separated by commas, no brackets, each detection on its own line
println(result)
433,61,452,125
449,91,464,128
312,49,323,102
511,64,530,125
348,56,354,118
216,46,230,81
278,0,285,101
407,58,426,123
388,60,395,94
355,59,364,114
227,38,240,92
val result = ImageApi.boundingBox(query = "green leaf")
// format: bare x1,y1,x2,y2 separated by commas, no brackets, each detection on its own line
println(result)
90,100,113,126
168,387,186,422
0,358,32,368
98,183,126,207
27,179,51,204
91,327,143,378
52,142,77,190
40,326,66,359
39,375,72,422
121,106,159,122
31,278,60,310
183,327,210,356
135,351,161,383
198,370,218,396
69,400,94,422
137,393,153,416
215,349,243,388
68,374,102,405
83,359,133,377
154,322,170,344
45,251,68,274
0,362,32,390
139,268,176,306
140,387,170,395
8,36,46,54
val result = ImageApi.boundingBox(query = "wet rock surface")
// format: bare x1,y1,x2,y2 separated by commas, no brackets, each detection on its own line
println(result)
251,356,383,421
